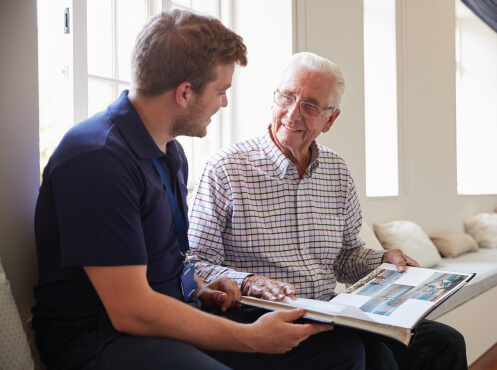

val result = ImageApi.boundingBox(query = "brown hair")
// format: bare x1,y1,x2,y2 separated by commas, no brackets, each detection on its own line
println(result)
131,9,247,97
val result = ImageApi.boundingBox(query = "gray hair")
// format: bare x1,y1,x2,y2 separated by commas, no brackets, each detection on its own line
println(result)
280,52,345,109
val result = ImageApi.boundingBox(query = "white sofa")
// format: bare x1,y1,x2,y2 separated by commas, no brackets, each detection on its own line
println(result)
352,219,497,365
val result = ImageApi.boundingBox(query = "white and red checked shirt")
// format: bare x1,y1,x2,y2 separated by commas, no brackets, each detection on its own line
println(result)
188,130,385,301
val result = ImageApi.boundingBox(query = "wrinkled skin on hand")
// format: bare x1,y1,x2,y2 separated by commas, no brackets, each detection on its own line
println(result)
241,275,296,301
382,248,420,272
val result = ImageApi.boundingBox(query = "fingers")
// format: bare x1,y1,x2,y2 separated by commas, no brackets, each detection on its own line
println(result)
242,275,296,301
383,249,420,272
196,277,242,311
214,277,241,311
405,255,420,267
251,309,333,353
276,307,306,322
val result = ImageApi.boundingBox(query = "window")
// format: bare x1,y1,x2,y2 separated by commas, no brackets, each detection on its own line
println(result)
363,0,399,197
455,0,497,195
38,0,231,189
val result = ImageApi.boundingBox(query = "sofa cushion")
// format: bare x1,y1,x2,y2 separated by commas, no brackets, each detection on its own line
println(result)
0,259,34,370
429,231,479,258
464,213,497,249
373,220,442,268
359,223,384,251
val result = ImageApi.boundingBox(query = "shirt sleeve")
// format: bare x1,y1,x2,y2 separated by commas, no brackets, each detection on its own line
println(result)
188,159,251,286
334,174,385,284
49,148,148,266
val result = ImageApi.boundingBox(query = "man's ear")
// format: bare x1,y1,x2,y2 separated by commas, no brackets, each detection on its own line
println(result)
175,82,193,108
322,109,340,133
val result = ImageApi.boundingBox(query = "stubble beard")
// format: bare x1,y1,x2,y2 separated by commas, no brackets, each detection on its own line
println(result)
170,99,207,139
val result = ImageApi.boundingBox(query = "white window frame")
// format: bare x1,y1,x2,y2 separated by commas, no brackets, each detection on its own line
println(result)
41,0,235,189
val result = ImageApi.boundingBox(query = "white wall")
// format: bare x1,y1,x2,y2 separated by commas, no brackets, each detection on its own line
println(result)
296,0,497,233
231,0,294,141
0,0,40,321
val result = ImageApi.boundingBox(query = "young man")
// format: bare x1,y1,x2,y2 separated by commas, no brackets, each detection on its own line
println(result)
32,11,355,370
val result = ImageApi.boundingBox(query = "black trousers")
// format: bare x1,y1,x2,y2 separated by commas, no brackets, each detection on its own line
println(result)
42,306,467,370
204,306,467,370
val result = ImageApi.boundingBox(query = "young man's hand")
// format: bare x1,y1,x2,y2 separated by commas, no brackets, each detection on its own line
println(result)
195,276,242,312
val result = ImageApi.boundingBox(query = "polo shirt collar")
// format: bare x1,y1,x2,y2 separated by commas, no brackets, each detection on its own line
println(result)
107,90,165,159
260,126,321,179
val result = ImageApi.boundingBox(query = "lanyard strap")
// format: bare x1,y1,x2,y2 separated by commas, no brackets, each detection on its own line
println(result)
152,158,189,255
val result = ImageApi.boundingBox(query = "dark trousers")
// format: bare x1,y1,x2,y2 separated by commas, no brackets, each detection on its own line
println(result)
44,306,467,369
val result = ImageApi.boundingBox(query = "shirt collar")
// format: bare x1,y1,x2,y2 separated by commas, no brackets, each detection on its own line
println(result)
107,90,165,159
260,126,321,179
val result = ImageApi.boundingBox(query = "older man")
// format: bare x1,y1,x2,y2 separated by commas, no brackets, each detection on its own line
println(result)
188,52,467,369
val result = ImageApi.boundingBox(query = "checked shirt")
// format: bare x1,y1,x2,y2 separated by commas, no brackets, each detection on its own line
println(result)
188,130,384,301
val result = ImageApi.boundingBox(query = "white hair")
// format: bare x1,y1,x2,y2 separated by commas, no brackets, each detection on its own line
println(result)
279,52,345,109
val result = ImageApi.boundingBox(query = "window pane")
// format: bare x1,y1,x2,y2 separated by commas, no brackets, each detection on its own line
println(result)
117,0,148,83
173,0,191,8
456,1,497,195
87,0,113,78
38,0,75,173
88,80,114,117
364,0,399,197
192,0,217,16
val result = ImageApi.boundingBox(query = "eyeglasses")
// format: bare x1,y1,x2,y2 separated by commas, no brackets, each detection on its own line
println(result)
273,89,334,118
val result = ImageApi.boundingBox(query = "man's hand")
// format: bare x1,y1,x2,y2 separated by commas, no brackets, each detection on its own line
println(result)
382,249,420,272
195,276,241,312
246,309,333,353
241,275,296,301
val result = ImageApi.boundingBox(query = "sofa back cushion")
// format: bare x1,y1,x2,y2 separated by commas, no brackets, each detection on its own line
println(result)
429,231,479,258
373,220,442,268
464,213,497,249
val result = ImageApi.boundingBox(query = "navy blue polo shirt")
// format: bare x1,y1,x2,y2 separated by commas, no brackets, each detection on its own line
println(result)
33,91,189,333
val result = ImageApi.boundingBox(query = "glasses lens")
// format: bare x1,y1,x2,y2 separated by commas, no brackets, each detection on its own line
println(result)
300,102,321,118
274,91,295,108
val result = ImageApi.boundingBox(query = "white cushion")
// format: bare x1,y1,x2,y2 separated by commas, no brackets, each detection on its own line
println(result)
373,220,442,268
0,259,34,370
359,223,384,251
464,213,497,249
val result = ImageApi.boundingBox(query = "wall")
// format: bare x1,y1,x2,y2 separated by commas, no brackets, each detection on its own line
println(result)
0,0,40,321
296,0,497,233
231,0,294,140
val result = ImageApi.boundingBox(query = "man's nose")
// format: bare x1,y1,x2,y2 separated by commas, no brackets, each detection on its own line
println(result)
287,102,303,120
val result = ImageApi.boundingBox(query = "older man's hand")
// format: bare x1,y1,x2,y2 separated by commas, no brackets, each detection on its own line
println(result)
241,275,296,301
382,249,420,272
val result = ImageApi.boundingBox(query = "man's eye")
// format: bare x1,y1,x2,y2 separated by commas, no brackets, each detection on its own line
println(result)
302,103,320,115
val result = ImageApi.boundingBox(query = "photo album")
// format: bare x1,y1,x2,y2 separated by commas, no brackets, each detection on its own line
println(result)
240,263,475,345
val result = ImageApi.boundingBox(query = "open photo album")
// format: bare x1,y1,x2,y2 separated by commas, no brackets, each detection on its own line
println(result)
240,263,475,346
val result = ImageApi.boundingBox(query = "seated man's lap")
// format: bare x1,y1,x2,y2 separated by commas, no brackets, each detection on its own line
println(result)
206,306,367,370
89,335,232,370
383,319,467,370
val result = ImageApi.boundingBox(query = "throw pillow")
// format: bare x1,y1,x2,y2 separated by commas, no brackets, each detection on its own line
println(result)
373,220,442,268
0,259,34,370
464,213,497,248
429,231,479,258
